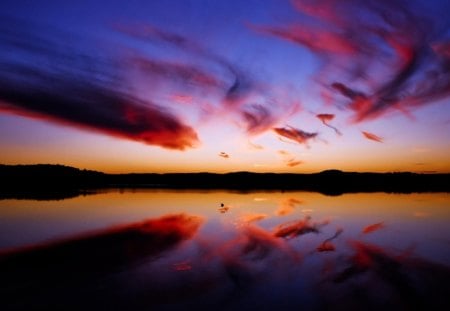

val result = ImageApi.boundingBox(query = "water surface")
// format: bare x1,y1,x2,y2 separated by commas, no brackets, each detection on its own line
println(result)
1,190,449,310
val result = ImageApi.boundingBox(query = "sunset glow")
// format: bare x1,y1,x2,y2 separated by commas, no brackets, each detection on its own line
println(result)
0,0,449,173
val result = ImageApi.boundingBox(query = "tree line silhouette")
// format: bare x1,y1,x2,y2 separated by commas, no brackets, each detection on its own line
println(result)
1,164,449,199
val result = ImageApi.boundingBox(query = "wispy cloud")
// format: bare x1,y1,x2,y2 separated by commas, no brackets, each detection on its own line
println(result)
274,126,318,145
118,21,301,137
316,113,342,135
247,140,264,150
0,19,199,150
253,0,450,122
362,222,385,234
219,152,230,158
362,131,383,143
0,18,302,150
286,159,303,167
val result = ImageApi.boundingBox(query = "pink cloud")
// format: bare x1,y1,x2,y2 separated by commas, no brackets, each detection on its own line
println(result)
362,131,383,143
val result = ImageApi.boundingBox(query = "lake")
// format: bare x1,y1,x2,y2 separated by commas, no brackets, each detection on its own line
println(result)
1,190,450,310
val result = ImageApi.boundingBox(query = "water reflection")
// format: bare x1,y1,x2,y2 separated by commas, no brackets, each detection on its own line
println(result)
0,190,449,310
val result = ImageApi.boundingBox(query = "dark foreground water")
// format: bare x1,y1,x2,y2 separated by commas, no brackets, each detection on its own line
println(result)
1,190,450,310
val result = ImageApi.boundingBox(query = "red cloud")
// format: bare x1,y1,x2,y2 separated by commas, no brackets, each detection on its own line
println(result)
316,113,341,135
0,95,199,151
362,222,385,234
362,131,383,143
274,126,318,145
253,0,450,123
286,159,303,167
241,104,277,135
277,150,304,168
0,23,203,151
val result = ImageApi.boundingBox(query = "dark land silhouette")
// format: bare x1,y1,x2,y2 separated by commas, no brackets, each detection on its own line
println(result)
0,164,449,198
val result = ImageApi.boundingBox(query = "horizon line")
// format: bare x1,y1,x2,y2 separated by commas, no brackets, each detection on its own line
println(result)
0,163,447,175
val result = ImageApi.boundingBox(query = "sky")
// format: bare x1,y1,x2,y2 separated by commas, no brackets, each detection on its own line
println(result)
0,0,449,173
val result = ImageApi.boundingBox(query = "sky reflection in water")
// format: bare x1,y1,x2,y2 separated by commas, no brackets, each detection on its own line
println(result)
0,191,449,310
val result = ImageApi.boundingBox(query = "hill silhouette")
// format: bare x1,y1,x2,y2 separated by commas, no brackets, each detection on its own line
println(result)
0,164,449,198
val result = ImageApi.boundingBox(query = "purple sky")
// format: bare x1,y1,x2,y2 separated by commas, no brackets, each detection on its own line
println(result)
0,0,449,173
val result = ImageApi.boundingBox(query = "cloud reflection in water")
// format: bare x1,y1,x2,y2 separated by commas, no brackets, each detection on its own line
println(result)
0,202,449,310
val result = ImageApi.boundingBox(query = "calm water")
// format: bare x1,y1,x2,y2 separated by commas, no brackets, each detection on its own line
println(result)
1,190,450,310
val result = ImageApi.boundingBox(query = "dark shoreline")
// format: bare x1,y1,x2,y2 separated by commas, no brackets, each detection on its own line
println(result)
1,164,449,199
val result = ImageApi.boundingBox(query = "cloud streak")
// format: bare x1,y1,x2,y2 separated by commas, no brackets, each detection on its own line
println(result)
0,88,199,150
274,126,318,145
0,18,307,148
286,159,303,167
362,131,383,143
219,152,230,158
0,20,199,150
316,113,341,135
254,0,450,122
118,21,301,137
362,222,385,234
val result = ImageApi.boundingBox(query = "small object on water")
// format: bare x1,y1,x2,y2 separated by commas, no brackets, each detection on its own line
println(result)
219,203,230,213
